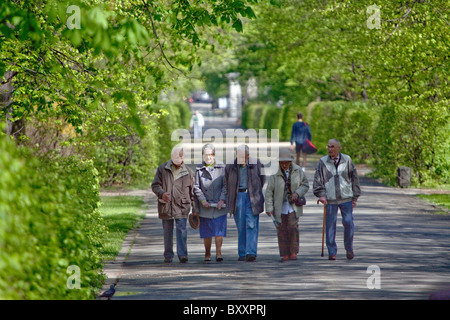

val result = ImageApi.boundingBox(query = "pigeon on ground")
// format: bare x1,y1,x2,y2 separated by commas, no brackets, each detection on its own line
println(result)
99,284,116,300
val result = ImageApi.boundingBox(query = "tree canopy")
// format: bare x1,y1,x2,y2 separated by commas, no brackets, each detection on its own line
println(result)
1,0,257,136
233,0,449,185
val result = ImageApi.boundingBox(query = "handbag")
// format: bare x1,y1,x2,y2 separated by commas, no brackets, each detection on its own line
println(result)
301,122,317,154
302,138,317,154
291,193,306,206
281,166,306,206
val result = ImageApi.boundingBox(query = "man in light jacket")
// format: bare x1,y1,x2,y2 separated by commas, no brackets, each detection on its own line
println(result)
223,145,265,262
265,149,309,261
152,146,194,263
313,139,361,260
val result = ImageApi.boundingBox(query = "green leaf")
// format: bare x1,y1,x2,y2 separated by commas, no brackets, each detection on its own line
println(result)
232,19,243,32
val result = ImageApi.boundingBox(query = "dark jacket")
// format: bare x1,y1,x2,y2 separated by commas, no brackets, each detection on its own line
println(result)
224,157,265,215
290,121,312,145
193,161,227,219
151,161,194,220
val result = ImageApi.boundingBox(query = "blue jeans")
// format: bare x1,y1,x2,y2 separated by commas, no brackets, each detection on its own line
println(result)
325,201,354,256
162,218,187,260
234,192,259,257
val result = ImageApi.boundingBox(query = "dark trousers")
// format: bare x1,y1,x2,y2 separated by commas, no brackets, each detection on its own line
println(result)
277,212,299,256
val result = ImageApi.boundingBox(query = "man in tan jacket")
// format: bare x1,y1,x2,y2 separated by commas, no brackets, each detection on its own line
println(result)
152,146,194,263
265,149,309,261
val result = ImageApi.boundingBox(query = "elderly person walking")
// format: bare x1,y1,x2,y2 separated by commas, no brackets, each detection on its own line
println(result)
224,145,265,262
151,146,194,263
265,149,309,261
313,139,361,260
193,144,227,262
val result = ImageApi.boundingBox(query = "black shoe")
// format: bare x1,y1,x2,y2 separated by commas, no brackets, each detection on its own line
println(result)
164,258,172,263
346,251,354,260
245,255,256,262
216,256,223,262
179,256,188,263
238,256,246,261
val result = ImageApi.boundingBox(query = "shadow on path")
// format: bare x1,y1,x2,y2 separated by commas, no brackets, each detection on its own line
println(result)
100,121,450,301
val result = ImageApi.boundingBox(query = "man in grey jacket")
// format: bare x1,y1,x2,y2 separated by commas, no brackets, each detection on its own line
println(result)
224,145,265,262
313,139,361,260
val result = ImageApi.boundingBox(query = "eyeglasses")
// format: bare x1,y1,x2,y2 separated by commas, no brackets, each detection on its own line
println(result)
327,145,339,149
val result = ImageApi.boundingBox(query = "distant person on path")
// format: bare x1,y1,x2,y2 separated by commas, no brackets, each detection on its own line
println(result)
224,145,265,262
193,144,227,262
190,110,205,140
265,149,309,261
313,139,361,260
290,113,312,172
151,146,194,263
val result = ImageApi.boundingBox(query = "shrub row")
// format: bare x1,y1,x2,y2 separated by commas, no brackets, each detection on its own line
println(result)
0,135,106,299
242,100,449,186
91,101,191,186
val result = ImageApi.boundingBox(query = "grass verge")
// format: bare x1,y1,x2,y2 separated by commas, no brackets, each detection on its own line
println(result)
99,195,146,261
417,194,450,215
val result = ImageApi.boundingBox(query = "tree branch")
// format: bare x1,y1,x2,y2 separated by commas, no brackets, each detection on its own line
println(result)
378,6,413,48
1,70,18,85
141,0,186,76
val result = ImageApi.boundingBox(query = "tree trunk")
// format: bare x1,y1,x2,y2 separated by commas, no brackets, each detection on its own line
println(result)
1,70,18,137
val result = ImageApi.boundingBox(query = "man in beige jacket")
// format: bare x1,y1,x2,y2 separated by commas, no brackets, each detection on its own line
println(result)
265,149,309,261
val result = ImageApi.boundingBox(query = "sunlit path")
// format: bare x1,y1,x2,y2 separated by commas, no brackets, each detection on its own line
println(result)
100,116,450,301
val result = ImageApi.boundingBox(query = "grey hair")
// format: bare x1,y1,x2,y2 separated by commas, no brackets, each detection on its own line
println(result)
328,138,341,147
171,145,184,156
202,143,215,154
236,144,249,155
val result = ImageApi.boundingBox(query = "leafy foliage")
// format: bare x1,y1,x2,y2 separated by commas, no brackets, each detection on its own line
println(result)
0,135,106,299
236,0,449,186
0,0,259,299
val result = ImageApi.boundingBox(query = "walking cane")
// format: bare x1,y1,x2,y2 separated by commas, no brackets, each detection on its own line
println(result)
269,214,280,228
318,200,326,257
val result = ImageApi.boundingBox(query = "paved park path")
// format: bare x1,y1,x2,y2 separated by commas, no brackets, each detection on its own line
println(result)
100,117,450,301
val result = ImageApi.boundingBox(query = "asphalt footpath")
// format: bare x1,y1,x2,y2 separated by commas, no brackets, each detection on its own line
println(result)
99,145,450,302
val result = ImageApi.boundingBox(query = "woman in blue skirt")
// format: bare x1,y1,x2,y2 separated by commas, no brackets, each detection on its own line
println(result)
193,144,227,262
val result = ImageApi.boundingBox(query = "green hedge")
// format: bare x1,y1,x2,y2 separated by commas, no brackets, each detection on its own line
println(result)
242,100,449,186
307,101,377,163
0,136,106,299
242,102,307,141
91,101,191,187
152,101,191,165
370,103,450,186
